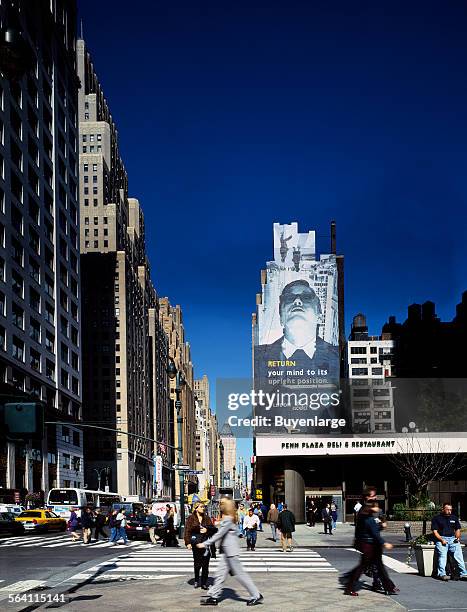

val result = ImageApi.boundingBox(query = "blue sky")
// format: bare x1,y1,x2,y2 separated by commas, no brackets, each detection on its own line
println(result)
79,1,467,458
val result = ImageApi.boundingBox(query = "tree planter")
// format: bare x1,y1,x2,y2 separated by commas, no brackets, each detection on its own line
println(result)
414,544,435,576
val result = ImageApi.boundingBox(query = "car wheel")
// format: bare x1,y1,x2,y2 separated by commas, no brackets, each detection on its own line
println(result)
41,526,49,533
60,524,67,532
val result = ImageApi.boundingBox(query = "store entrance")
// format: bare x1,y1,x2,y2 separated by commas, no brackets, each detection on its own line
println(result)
305,490,343,524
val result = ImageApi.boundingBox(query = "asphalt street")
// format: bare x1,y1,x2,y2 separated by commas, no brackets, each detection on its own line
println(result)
0,532,466,611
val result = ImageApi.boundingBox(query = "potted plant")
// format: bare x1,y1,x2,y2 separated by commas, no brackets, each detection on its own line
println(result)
408,534,435,576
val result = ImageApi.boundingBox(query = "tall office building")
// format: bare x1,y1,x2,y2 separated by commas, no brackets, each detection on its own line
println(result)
77,39,168,497
0,1,83,497
220,423,237,486
159,298,197,498
194,375,224,493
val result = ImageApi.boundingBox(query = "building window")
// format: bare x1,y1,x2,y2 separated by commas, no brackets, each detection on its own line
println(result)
45,359,55,381
73,430,80,447
30,348,41,372
11,270,24,298
12,303,24,329
350,347,367,354
12,336,25,361
30,288,40,313
352,367,368,376
60,369,69,388
30,317,41,343
45,302,54,323
12,238,24,266
370,347,377,354
61,342,69,363
62,426,70,443
63,453,70,469
29,257,40,283
45,330,55,353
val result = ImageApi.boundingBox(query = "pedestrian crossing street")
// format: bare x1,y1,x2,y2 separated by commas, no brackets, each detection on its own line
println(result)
0,534,149,549
67,547,338,583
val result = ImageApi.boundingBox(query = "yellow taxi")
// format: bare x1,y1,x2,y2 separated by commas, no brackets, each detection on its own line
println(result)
15,509,67,533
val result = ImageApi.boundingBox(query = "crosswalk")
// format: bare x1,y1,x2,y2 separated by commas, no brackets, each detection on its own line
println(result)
67,547,338,583
0,534,151,549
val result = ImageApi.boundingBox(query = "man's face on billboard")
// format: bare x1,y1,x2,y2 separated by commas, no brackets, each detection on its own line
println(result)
280,284,318,332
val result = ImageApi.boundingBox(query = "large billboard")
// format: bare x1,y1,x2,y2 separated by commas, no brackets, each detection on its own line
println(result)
253,222,343,434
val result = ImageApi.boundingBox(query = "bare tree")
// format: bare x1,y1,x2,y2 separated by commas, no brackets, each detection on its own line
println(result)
389,436,464,503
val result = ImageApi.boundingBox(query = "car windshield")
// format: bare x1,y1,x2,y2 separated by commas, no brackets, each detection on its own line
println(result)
19,511,42,518
0,512,14,520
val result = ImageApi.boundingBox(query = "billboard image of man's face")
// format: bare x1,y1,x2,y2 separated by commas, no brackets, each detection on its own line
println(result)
279,281,321,346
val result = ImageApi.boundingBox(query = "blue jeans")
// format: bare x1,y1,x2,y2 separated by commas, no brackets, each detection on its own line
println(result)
118,527,128,543
270,522,277,541
246,529,257,549
436,537,467,577
110,527,117,542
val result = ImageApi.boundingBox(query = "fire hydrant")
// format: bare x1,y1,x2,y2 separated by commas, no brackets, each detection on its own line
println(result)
404,522,412,542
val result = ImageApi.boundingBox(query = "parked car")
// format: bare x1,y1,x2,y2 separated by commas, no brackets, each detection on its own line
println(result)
111,502,145,518
0,512,25,536
15,509,67,533
126,514,165,540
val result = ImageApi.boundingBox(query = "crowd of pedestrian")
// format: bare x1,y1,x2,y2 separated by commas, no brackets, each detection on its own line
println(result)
66,503,181,547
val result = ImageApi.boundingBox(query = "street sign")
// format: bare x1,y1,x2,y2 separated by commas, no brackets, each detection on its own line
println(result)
173,464,190,471
187,470,204,475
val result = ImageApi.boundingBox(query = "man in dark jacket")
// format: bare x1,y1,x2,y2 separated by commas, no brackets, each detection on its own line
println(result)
321,504,333,535
93,509,107,541
277,504,295,552
81,507,94,544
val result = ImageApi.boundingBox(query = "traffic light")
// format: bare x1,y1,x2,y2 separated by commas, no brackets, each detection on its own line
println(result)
0,402,44,440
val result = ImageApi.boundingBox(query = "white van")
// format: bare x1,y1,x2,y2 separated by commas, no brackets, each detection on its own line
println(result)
151,502,190,527
0,505,25,516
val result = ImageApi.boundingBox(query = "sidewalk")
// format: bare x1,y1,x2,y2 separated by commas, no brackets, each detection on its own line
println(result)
254,523,410,548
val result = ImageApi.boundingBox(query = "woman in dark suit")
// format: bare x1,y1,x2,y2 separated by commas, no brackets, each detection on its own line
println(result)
185,502,216,589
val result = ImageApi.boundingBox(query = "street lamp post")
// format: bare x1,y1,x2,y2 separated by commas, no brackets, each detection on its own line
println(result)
93,467,108,491
168,357,186,537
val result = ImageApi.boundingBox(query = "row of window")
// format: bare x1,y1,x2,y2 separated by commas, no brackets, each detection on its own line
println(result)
61,453,81,471
351,367,384,376
61,426,80,446
350,346,392,355
85,240,109,248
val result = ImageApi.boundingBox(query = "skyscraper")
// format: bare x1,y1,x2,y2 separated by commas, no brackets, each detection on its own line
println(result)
0,1,83,496
77,39,168,497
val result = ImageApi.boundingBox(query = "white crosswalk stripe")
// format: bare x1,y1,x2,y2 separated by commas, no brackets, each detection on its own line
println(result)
0,535,150,549
66,547,338,582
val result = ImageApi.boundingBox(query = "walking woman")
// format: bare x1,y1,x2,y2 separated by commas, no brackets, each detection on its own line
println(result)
68,507,81,542
197,498,263,606
185,502,217,589
164,506,177,547
344,502,398,596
